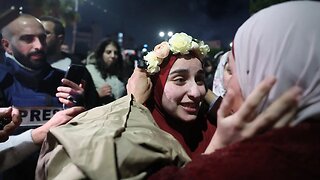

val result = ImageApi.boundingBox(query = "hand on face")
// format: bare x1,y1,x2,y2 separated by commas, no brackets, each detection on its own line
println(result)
126,67,152,104
56,78,85,108
204,77,302,154
0,107,21,142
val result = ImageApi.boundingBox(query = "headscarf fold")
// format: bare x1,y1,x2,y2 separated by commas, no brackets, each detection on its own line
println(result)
233,1,320,125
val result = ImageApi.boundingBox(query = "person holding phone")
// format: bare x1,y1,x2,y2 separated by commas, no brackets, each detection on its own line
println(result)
0,14,97,179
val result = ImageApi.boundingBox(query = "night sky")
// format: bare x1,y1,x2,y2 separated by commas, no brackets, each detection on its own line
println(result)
77,0,250,49
1,0,250,51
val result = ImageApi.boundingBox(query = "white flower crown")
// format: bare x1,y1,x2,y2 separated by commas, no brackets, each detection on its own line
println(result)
143,32,210,75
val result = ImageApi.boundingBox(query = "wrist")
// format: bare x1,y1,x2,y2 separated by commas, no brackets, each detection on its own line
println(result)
31,125,49,144
203,133,226,154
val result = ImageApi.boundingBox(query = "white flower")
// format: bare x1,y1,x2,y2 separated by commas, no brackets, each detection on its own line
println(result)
144,51,161,74
168,32,192,55
143,32,211,75
198,40,210,56
191,41,199,50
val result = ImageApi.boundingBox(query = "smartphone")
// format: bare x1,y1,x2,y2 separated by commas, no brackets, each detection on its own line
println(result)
64,64,86,85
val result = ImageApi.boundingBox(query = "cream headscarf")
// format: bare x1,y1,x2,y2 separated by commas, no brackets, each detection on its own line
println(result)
212,51,230,97
233,1,320,125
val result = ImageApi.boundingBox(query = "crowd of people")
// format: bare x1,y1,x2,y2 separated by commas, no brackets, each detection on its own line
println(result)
1,1,320,179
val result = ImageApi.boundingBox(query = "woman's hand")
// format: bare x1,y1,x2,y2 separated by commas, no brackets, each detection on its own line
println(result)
204,77,302,154
126,68,152,104
56,78,85,107
98,84,113,98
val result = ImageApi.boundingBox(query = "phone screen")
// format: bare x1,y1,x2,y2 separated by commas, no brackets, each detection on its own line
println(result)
64,64,86,85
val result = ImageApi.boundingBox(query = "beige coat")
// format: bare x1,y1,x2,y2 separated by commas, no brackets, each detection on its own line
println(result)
36,95,190,180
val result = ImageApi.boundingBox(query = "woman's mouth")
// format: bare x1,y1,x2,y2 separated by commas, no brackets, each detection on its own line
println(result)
180,103,198,114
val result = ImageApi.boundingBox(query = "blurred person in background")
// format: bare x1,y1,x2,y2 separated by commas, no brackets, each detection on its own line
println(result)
86,38,126,104
39,16,82,71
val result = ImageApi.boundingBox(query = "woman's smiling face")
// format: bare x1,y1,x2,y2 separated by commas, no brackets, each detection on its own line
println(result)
161,55,206,122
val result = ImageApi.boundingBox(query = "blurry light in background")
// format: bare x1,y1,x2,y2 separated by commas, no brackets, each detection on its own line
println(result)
159,31,165,38
118,32,123,47
229,42,233,48
142,48,148,53
159,31,174,41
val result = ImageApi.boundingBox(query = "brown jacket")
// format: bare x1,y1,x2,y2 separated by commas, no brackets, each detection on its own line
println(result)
36,95,190,180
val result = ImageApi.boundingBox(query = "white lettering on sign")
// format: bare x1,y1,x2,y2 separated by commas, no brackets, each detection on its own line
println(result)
18,107,63,126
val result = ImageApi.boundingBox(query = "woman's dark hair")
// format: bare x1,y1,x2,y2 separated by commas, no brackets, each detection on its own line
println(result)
94,38,124,80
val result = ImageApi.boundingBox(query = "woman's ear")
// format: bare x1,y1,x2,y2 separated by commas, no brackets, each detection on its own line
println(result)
1,38,12,54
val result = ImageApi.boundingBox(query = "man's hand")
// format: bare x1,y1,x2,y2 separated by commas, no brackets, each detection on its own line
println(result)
56,78,85,107
31,106,85,144
204,77,302,154
126,68,152,104
0,107,21,142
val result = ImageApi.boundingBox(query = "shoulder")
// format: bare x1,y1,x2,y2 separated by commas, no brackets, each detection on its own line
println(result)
46,65,66,80
0,64,13,85
86,64,100,74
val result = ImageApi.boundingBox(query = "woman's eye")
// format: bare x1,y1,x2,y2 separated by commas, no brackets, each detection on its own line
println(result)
173,77,186,85
226,68,232,75
196,77,205,85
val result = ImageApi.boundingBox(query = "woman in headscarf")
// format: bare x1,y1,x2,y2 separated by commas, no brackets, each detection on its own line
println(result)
36,31,299,179
212,51,232,97
128,32,298,158
150,1,320,179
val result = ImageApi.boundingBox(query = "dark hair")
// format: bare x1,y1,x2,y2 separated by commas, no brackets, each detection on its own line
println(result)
39,16,65,36
94,38,124,80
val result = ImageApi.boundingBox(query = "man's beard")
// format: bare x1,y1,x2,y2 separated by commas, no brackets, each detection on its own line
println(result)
12,48,47,70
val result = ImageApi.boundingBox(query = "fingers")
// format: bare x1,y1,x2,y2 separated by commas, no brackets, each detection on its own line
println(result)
0,107,12,116
217,89,235,120
62,106,86,116
0,133,9,142
134,67,148,73
56,86,74,95
61,78,81,88
237,76,276,122
8,107,22,130
79,79,86,89
243,86,302,137
146,77,153,92
56,84,84,106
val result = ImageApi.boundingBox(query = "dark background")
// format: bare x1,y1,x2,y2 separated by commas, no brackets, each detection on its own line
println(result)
2,0,311,56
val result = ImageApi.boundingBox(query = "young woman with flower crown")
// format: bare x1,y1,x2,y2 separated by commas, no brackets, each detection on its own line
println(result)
149,2,320,179
127,32,299,157
36,32,298,179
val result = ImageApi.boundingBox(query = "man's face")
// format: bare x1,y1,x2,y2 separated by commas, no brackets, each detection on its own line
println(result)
41,21,60,55
4,17,47,70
